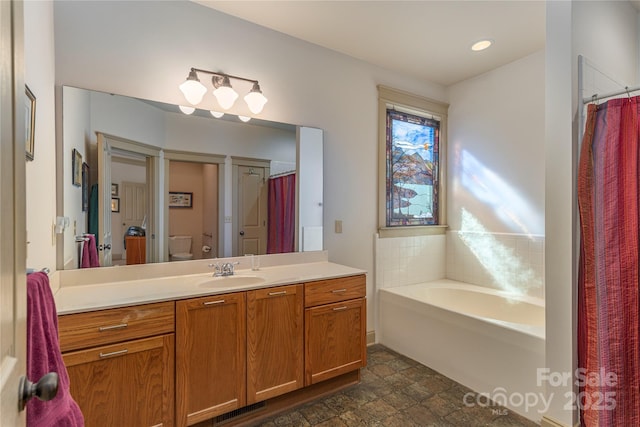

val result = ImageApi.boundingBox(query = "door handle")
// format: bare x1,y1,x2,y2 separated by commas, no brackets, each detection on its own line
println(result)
18,372,59,411
239,231,245,236
99,244,112,251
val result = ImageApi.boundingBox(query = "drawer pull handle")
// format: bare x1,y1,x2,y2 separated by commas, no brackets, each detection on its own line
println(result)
99,349,128,358
98,323,128,332
268,291,287,296
333,306,348,311
331,289,347,293
203,300,225,306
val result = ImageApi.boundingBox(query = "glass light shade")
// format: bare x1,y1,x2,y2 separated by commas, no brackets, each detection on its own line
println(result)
210,110,224,118
179,76,207,105
238,115,251,122
213,86,239,110
244,83,268,114
179,105,195,115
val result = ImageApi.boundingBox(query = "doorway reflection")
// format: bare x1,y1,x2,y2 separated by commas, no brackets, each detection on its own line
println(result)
168,160,218,261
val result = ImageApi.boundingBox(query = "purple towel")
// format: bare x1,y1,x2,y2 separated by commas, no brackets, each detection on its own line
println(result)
81,235,100,268
27,272,84,426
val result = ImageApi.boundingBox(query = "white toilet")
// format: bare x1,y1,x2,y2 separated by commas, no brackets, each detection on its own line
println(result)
168,235,194,261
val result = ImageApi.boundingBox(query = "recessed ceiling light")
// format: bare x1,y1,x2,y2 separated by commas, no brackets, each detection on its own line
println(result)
471,39,493,52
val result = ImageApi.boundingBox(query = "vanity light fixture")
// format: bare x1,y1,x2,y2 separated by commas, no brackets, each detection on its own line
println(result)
210,110,224,118
178,105,196,115
179,67,268,114
238,115,251,123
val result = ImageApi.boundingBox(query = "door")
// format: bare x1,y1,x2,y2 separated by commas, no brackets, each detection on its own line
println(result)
0,0,26,424
121,181,147,261
97,133,113,266
237,166,267,255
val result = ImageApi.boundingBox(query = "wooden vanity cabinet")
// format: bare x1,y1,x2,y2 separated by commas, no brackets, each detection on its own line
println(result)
304,275,367,385
247,284,304,404
175,291,246,427
58,301,175,427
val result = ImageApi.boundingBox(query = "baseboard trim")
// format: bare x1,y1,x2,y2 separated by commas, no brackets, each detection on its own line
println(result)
541,415,574,427
366,331,376,345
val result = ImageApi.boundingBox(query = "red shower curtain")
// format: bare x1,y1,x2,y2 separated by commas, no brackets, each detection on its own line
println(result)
267,173,296,254
578,99,640,426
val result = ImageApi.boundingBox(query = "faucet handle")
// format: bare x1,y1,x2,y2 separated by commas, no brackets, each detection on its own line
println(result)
208,262,223,276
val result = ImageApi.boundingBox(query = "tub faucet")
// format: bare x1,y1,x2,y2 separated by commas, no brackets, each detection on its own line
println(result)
209,261,239,277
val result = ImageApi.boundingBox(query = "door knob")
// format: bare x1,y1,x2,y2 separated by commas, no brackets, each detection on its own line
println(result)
239,231,245,236
104,244,111,250
99,244,112,251
18,372,59,411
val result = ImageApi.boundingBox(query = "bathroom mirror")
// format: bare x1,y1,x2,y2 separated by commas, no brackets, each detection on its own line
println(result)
59,86,323,270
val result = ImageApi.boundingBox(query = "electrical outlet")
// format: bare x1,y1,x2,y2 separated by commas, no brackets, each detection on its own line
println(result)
335,220,343,234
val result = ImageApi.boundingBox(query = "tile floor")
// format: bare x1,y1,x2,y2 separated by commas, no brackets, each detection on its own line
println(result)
254,344,539,427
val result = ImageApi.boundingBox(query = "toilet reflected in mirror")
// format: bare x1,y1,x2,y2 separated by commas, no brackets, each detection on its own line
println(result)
168,235,193,261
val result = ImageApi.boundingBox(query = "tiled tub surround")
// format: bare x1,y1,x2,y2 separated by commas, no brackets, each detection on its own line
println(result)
374,232,544,299
375,232,546,423
446,231,545,299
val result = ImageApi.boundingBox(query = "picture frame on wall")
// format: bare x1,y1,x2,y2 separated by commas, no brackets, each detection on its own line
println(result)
111,197,120,213
72,149,82,187
168,191,193,208
82,162,89,212
25,85,36,161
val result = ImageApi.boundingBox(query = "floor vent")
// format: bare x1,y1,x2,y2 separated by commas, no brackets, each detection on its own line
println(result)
214,401,266,425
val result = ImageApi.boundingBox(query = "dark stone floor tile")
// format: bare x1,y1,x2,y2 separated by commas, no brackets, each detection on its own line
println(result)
386,357,413,372
404,403,452,426
361,399,398,419
338,408,382,426
298,401,338,425
418,373,457,394
379,412,426,427
321,392,360,414
400,381,435,402
360,368,381,384
444,405,501,426
381,389,418,411
342,384,379,406
361,378,395,397
383,372,414,389
367,349,397,365
313,417,348,427
368,363,396,378
421,393,459,417
398,365,437,383
258,410,311,427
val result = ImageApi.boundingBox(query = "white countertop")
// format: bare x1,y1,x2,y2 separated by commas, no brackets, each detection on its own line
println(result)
54,261,366,315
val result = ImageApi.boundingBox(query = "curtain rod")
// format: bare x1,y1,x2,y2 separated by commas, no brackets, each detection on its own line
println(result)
583,85,640,104
270,170,296,179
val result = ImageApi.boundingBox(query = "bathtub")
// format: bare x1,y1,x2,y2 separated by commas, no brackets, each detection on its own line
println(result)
379,279,545,422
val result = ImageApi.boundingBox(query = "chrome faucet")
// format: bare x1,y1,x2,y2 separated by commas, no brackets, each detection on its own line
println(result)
209,261,239,277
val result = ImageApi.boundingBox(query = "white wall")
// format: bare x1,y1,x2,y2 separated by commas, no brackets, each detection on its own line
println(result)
446,51,545,298
24,1,56,271
53,0,447,331
545,1,639,425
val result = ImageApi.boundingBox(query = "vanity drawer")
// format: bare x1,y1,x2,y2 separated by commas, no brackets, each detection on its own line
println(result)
304,275,366,308
58,301,175,352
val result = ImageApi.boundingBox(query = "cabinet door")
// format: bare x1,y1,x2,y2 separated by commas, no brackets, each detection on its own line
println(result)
63,334,175,427
176,292,246,426
247,284,303,404
305,298,366,385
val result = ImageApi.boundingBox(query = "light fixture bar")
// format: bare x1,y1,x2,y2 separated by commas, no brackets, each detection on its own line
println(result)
191,67,259,85
180,67,267,113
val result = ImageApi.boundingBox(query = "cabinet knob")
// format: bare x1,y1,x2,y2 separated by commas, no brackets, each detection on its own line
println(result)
18,372,59,411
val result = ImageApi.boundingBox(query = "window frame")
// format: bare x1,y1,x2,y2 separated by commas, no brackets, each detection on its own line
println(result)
377,85,449,238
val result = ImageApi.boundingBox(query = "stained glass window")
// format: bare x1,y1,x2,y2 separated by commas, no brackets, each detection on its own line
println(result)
386,109,439,226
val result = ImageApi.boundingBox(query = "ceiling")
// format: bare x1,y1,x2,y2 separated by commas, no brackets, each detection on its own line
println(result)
194,1,546,87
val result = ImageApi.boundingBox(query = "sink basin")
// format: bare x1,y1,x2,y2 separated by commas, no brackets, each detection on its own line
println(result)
197,275,266,288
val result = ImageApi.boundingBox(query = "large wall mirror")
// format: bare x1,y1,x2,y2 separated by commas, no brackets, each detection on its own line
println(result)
59,86,323,270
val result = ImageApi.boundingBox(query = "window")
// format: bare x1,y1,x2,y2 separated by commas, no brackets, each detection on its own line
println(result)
378,86,448,237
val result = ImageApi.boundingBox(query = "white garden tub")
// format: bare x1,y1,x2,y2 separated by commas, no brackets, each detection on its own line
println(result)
379,279,545,422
